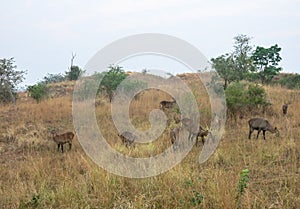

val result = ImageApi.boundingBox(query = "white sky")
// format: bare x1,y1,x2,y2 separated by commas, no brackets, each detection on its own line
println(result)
0,0,299,85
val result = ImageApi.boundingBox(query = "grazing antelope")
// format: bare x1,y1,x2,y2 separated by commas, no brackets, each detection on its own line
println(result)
181,118,210,145
196,126,210,146
118,131,136,147
181,118,199,141
159,100,176,110
50,130,75,153
282,104,288,115
170,127,180,150
248,118,279,140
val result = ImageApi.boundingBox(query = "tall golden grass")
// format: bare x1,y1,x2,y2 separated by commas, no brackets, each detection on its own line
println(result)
0,78,299,208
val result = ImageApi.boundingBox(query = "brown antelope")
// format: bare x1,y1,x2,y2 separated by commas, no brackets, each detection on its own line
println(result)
170,127,180,150
118,131,136,147
282,104,288,115
159,100,176,110
181,118,199,141
50,130,75,153
181,118,210,145
248,118,279,140
196,126,210,146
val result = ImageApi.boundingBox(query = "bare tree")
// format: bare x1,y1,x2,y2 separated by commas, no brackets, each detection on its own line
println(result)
70,52,76,68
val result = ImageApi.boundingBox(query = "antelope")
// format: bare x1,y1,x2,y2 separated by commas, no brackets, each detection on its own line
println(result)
181,118,199,141
118,131,136,147
50,130,75,153
196,126,210,146
170,127,180,150
248,118,279,140
160,100,176,110
181,118,210,145
282,104,288,115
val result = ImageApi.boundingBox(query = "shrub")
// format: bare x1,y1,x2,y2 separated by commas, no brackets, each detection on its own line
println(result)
225,82,269,119
27,83,48,103
66,66,84,81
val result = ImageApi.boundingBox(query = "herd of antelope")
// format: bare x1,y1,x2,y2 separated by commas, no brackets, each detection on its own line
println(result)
49,100,288,152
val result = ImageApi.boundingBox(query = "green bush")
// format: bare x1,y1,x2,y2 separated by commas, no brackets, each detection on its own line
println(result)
225,82,269,119
65,66,84,81
246,84,269,108
27,83,48,103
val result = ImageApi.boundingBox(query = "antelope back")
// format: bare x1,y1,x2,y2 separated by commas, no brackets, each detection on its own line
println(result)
249,118,269,128
160,100,176,109
53,132,74,143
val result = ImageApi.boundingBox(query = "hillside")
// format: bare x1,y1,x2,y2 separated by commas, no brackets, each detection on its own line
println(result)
0,74,299,208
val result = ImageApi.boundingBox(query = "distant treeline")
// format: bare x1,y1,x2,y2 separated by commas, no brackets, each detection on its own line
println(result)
272,73,300,89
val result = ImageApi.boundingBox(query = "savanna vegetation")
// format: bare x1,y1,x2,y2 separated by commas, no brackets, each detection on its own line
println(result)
0,35,299,208
0,74,299,208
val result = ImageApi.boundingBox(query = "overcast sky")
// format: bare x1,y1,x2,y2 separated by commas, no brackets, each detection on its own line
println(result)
1,0,299,86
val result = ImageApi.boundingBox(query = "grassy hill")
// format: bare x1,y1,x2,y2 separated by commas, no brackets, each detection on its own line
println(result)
0,74,299,208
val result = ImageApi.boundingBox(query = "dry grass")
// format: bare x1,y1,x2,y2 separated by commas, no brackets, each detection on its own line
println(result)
0,78,299,208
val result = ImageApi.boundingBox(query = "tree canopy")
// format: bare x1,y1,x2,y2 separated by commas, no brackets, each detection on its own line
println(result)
211,54,236,89
211,34,255,89
99,65,128,102
211,34,282,87
0,58,26,104
252,44,282,84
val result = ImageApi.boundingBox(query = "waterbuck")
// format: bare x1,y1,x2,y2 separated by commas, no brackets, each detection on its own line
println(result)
181,118,210,145
170,127,180,150
50,130,75,153
118,131,136,147
159,100,176,110
248,118,279,140
282,104,288,115
196,126,210,146
181,118,199,141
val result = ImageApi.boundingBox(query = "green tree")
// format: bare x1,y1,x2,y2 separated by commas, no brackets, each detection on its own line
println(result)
27,82,48,103
251,44,282,84
232,34,255,79
0,58,26,104
211,34,255,89
211,54,237,89
100,65,127,102
66,66,84,81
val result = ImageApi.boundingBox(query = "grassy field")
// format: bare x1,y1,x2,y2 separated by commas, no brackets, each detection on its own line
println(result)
0,76,299,209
